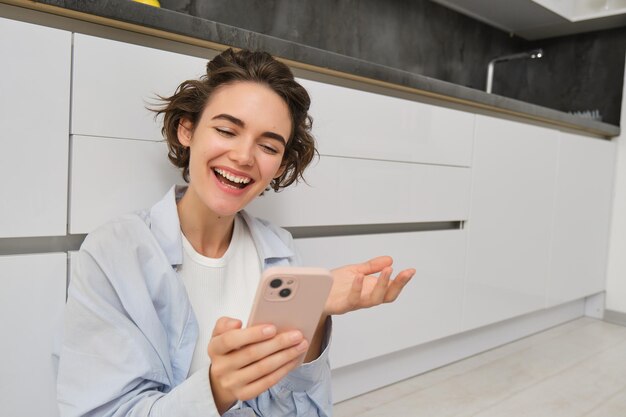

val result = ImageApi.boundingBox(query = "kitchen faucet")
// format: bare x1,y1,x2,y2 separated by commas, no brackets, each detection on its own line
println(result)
486,48,543,94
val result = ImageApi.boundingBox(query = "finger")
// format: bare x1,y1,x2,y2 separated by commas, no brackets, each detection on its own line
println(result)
354,256,393,275
347,273,364,308
212,317,243,337
210,323,277,355
368,267,392,305
383,269,416,303
227,330,304,370
229,340,309,399
234,355,303,402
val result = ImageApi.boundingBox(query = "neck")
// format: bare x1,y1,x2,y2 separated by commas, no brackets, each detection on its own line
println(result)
177,186,236,258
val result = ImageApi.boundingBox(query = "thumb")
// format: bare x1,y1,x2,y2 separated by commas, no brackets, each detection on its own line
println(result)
212,316,242,337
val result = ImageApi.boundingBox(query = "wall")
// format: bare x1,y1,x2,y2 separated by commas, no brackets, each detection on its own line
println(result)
496,26,626,126
159,0,524,91
160,0,625,125
606,54,626,316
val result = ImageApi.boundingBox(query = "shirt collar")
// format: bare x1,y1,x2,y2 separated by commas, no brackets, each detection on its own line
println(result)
149,185,294,267
239,210,295,261
149,185,185,266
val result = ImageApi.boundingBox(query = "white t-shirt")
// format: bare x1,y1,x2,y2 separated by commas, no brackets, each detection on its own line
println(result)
179,214,262,375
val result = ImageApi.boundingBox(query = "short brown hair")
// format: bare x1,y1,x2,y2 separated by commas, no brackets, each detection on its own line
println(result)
153,48,317,191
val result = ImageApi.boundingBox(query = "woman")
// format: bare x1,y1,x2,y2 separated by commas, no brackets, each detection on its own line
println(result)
56,48,415,417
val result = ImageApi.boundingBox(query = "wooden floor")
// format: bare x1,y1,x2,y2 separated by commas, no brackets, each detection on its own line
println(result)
334,317,626,417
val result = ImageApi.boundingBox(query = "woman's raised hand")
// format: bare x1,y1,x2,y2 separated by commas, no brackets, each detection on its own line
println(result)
325,256,415,316
207,317,308,414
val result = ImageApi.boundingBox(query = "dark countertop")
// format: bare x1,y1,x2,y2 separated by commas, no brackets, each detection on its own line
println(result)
16,0,622,137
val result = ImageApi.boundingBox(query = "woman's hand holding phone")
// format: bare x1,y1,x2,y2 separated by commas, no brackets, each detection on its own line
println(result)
207,267,332,413
205,261,415,413
207,317,309,415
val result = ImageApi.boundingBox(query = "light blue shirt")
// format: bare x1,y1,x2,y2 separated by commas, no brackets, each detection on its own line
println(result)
56,185,332,417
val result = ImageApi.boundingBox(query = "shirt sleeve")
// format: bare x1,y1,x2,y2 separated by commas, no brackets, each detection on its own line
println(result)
241,316,333,417
56,244,221,417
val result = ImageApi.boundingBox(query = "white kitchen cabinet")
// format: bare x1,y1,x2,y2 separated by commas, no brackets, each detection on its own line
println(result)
299,78,475,167
295,230,466,369
463,115,559,331
546,132,616,307
247,155,471,227
0,18,70,237
0,253,66,417
71,34,206,141
69,135,182,234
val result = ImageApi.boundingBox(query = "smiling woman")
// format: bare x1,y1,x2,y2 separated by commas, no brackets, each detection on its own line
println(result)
175,82,292,222
55,48,415,417
156,49,316,192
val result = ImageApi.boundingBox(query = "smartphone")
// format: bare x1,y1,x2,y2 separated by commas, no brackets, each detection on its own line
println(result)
246,266,333,364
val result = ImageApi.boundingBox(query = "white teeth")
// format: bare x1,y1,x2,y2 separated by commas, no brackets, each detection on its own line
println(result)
214,168,251,184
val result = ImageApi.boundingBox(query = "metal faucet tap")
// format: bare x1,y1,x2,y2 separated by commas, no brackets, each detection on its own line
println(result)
486,49,543,93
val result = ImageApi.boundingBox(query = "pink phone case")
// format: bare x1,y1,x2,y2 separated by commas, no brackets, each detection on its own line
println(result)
247,267,333,363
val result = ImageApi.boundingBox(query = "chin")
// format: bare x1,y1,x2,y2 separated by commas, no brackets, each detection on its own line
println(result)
208,198,252,217
203,201,242,218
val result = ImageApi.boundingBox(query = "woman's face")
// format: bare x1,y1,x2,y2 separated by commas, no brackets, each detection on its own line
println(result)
177,81,292,218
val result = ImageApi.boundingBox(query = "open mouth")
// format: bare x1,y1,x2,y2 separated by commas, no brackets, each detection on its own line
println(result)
213,168,253,189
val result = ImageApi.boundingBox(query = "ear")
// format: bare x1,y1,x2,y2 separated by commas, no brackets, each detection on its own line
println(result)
177,118,194,147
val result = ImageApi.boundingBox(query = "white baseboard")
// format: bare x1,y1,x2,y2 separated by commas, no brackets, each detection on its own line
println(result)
332,299,585,403
604,309,626,326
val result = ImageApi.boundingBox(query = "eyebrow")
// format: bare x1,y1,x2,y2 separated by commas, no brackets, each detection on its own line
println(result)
211,113,287,145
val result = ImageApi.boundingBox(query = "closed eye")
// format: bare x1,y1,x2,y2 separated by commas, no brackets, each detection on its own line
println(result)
260,144,279,155
215,127,235,137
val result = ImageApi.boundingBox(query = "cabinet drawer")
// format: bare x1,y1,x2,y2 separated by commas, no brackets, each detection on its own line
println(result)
247,155,471,227
69,136,182,233
72,34,206,141
299,78,475,166
295,230,466,368
0,18,71,237
0,253,66,417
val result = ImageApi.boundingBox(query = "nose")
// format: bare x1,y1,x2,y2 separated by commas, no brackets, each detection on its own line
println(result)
229,138,254,166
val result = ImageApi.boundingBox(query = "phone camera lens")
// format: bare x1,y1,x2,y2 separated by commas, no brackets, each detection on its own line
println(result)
270,278,283,288
279,288,291,298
